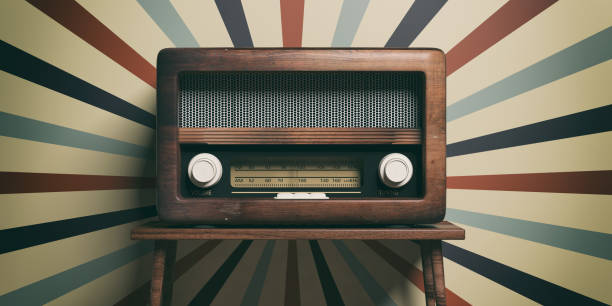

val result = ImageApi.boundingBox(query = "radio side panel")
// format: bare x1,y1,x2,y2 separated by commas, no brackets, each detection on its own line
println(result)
156,49,445,225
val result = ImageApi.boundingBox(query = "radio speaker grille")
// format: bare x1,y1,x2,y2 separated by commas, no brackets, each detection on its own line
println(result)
178,71,423,128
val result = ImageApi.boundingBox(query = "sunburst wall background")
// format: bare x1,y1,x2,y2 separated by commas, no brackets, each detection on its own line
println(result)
0,0,611,305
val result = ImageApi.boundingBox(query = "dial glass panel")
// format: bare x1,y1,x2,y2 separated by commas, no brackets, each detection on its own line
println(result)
230,158,361,189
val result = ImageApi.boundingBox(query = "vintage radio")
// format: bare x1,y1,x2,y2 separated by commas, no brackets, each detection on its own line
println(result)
157,49,445,225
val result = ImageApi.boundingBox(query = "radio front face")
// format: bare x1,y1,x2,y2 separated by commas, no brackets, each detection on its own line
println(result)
156,49,446,224
180,145,422,199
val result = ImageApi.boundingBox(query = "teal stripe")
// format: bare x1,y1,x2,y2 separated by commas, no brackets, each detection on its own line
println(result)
331,0,370,47
240,241,275,306
0,111,152,159
0,241,153,305
447,208,612,260
332,240,397,306
447,26,612,122
137,0,198,47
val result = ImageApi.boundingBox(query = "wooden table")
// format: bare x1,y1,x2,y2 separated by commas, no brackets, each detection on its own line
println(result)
132,221,464,306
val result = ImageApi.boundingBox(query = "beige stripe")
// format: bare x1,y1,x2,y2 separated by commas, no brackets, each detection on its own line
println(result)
46,253,153,306
447,131,612,176
381,240,538,306
0,189,154,230
378,239,423,270
257,240,287,306
46,240,204,305
0,71,154,147
448,60,612,143
302,0,343,47
0,136,154,177
0,219,153,295
242,0,283,47
410,0,507,52
344,240,425,305
351,0,414,47
0,0,155,114
451,223,612,303
75,0,173,65
318,240,375,306
296,240,326,305
171,0,233,47
448,190,612,234
171,240,241,306
210,240,266,306
443,255,538,306
447,0,612,105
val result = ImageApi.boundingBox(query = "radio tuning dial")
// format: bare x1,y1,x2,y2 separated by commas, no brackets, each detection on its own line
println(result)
379,153,413,188
188,153,222,188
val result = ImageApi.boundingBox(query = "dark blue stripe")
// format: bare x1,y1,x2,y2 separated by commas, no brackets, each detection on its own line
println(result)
0,241,153,305
309,240,345,306
0,206,156,254
447,104,612,157
385,0,447,47
189,240,253,306
214,0,253,47
442,242,606,305
0,40,155,128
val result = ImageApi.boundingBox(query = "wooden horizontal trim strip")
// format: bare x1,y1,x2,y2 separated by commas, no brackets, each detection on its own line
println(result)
447,170,612,194
0,172,155,194
131,221,464,240
178,128,421,144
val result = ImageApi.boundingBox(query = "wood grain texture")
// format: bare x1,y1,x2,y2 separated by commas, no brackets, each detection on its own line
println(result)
131,222,464,240
157,48,446,225
431,240,447,306
150,240,177,306
421,241,436,306
178,128,422,144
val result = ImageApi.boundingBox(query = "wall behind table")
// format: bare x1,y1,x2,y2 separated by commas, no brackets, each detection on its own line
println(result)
0,0,610,305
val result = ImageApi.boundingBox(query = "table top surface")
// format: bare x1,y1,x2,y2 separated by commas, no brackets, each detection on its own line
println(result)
131,221,465,240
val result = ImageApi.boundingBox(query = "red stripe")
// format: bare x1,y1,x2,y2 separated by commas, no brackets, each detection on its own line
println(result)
447,170,612,194
25,0,157,88
280,0,305,47
0,172,155,193
446,0,557,75
363,240,471,306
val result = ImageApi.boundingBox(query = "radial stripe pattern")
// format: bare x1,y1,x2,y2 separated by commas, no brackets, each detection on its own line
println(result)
1,1,610,305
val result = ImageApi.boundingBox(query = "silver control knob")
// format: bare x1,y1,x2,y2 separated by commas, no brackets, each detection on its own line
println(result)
188,153,222,188
379,153,413,188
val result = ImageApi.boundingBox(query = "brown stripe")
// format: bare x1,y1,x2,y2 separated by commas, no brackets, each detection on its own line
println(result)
363,240,471,306
284,240,301,306
25,0,157,87
114,240,222,306
280,0,305,47
447,170,612,194
0,172,155,193
446,0,557,75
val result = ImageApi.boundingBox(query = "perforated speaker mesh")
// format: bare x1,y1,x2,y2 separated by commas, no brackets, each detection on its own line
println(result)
178,71,423,128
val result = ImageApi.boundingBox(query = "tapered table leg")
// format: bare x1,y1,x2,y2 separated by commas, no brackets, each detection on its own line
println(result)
420,241,436,306
431,240,446,306
150,240,177,306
